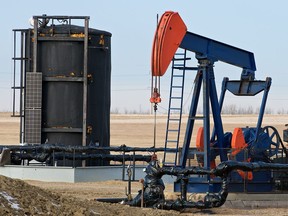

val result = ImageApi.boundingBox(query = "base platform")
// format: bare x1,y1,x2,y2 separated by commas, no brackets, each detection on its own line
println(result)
224,193,288,208
0,165,175,183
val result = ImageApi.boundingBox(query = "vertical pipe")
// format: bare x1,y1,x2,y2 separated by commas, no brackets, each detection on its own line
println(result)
53,150,55,166
122,151,125,181
23,29,31,144
127,166,132,200
141,182,144,208
133,151,136,181
180,177,188,201
82,17,89,167
73,149,75,168
33,17,38,72
12,31,16,116
19,31,24,143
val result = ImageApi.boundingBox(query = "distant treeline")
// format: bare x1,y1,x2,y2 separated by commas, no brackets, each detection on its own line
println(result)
110,104,288,115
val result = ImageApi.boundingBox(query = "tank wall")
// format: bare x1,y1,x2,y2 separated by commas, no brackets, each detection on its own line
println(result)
38,41,84,77
42,82,83,130
24,24,111,166
87,34,111,148
86,34,111,166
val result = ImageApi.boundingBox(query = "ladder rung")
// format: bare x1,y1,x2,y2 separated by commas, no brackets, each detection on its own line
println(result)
173,66,198,70
166,140,178,143
185,67,198,70
170,96,182,99
174,53,185,56
172,75,183,78
11,86,24,89
169,118,180,121
173,57,191,61
11,115,24,117
170,108,181,110
171,86,183,88
12,57,28,60
173,64,184,67
167,129,179,132
189,116,204,120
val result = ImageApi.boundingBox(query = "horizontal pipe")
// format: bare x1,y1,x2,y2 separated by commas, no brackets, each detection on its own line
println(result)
12,152,151,163
156,161,288,178
0,144,177,153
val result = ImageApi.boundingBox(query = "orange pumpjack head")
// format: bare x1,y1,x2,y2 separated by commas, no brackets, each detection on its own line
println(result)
151,11,187,77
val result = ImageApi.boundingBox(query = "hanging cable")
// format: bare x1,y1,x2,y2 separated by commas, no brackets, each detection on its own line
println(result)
150,14,161,153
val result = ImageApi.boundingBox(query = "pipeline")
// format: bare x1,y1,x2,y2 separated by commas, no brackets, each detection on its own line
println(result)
155,177,228,210
119,160,288,211
0,144,177,153
140,160,288,181
0,144,177,165
12,152,151,163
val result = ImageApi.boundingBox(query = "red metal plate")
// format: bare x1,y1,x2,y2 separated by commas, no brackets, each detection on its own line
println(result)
151,11,187,76
231,128,248,156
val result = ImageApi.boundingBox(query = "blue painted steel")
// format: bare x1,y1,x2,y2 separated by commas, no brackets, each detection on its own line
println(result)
222,77,272,142
202,60,212,171
179,31,257,169
180,31,256,72
228,171,273,192
225,80,269,96
180,60,228,168
208,68,227,162
180,72,203,168
174,170,273,193
174,176,222,193
228,183,273,193
255,78,271,141
211,77,229,142
174,30,276,193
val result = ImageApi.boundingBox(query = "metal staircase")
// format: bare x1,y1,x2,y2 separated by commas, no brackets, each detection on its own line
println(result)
163,49,190,165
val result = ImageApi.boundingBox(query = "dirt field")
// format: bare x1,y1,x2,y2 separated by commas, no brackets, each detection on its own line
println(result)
0,112,288,215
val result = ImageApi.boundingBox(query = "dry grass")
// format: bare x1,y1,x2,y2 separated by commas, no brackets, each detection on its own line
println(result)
1,112,288,215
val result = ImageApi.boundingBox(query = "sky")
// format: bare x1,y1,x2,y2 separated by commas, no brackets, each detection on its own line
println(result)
1,1,288,114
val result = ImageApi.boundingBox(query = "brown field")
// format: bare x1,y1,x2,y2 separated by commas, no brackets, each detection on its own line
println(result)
0,112,288,215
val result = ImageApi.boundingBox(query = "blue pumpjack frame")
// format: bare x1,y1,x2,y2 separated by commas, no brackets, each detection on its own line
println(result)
174,30,273,193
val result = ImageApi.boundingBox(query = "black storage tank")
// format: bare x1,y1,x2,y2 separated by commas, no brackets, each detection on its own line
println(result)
23,16,111,166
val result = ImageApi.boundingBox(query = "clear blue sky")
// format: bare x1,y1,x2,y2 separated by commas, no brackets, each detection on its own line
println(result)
1,1,288,113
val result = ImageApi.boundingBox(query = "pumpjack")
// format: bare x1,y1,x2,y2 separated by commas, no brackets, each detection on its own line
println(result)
97,11,288,210
150,11,288,193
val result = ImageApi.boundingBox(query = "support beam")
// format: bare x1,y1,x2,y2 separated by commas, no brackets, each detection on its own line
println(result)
180,31,256,72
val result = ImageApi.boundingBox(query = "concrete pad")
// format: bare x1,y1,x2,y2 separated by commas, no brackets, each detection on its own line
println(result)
229,200,245,208
0,165,176,183
227,193,288,208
